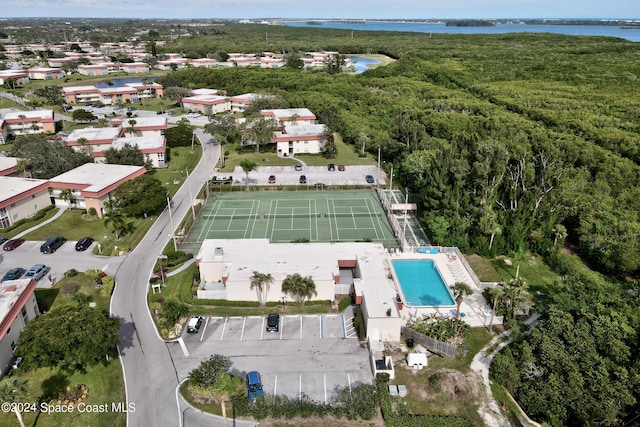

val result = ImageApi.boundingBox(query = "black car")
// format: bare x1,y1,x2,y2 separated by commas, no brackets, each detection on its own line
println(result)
40,236,66,254
299,175,307,184
75,237,94,251
0,236,7,245
365,175,375,184
2,267,26,282
266,313,280,332
327,163,336,171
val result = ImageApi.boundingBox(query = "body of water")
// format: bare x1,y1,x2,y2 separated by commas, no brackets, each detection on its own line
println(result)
349,56,380,73
94,76,156,88
287,21,640,42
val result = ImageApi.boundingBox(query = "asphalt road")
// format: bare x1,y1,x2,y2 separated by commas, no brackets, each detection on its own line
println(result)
111,130,260,427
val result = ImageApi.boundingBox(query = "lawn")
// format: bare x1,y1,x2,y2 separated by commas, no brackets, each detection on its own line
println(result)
382,327,493,425
0,362,126,427
149,145,202,197
465,253,558,287
1,207,59,239
218,134,376,172
36,270,113,312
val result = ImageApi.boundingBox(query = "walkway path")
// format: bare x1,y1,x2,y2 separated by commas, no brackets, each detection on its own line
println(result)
470,313,541,427
14,207,67,238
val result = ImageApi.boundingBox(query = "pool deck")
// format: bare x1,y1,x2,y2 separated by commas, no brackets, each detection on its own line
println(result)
387,250,498,328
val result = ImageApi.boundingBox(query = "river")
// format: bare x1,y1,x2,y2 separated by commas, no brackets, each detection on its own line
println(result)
286,21,640,42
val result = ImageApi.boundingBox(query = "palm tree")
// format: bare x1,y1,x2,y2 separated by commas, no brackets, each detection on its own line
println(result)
77,137,91,156
15,159,30,177
553,224,567,248
503,277,528,321
281,273,317,307
250,271,274,307
0,377,28,427
97,117,109,128
17,114,26,135
126,119,137,137
484,285,505,333
239,159,257,191
59,188,76,206
450,281,473,321
103,207,128,240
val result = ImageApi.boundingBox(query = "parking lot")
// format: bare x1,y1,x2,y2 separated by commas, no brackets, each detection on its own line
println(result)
172,313,371,403
0,239,121,287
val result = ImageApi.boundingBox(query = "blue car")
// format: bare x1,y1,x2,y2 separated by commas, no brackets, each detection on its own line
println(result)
246,371,263,400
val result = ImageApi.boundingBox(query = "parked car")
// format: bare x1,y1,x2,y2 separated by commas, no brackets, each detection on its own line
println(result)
299,175,307,184
0,236,6,245
24,264,49,281
186,316,203,333
41,236,66,253
3,238,25,251
113,105,122,110
268,175,276,184
75,237,94,251
327,163,336,171
11,357,22,370
266,313,280,332
365,175,375,184
338,165,346,171
127,107,137,112
2,267,26,282
294,163,303,171
246,371,264,400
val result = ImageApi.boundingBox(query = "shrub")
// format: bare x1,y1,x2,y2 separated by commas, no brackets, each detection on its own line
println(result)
100,277,115,297
338,296,353,311
64,269,78,278
87,207,97,216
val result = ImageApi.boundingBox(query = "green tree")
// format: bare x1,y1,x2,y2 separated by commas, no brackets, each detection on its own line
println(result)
281,273,317,307
113,174,167,217
34,85,64,104
165,120,194,148
12,135,91,179
483,285,505,334
161,299,190,324
324,53,346,75
239,159,257,191
450,282,473,321
15,305,119,372
58,188,76,206
0,378,28,427
321,128,337,159
250,271,274,307
241,116,277,152
104,142,150,169
188,354,232,388
103,206,130,240
72,109,96,122
126,119,137,136
163,86,193,104
285,52,304,69
205,115,238,168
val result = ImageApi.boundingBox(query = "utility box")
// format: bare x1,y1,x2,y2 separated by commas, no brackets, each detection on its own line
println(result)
407,353,428,370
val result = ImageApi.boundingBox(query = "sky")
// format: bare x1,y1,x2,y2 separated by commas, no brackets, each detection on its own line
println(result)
0,0,637,20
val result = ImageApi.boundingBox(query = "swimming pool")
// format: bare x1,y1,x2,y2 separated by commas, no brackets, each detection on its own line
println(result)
392,259,455,307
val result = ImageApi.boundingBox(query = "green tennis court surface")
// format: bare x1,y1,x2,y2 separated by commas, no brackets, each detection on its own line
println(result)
182,190,398,252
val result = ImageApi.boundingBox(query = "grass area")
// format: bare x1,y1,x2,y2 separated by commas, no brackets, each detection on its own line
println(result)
218,134,376,172
425,327,493,373
38,270,112,312
22,208,157,256
149,145,202,197
0,207,60,239
0,362,125,427
179,382,231,417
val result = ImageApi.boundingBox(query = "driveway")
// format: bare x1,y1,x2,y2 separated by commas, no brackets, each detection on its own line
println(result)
222,164,386,187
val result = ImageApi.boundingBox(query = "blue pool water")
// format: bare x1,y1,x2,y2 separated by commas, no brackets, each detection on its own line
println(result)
392,259,455,306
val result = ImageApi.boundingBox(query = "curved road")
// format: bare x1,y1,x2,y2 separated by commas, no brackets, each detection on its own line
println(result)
111,130,242,426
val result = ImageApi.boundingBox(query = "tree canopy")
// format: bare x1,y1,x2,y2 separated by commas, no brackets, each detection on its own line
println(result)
15,305,120,372
112,174,167,217
11,135,91,179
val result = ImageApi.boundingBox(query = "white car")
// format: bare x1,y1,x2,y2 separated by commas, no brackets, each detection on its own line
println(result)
188,113,202,118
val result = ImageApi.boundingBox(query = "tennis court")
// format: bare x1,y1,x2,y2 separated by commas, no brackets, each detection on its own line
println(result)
181,190,398,252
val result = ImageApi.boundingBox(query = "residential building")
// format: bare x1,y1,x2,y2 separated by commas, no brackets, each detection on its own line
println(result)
62,82,164,105
260,108,316,125
156,58,188,70
78,64,111,76
65,127,121,158
0,278,40,376
112,136,166,168
0,157,19,176
0,70,29,87
48,163,147,217
27,67,65,80
0,176,50,229
228,93,260,113
181,94,230,115
273,124,327,156
0,109,55,141
119,62,150,73
190,58,219,68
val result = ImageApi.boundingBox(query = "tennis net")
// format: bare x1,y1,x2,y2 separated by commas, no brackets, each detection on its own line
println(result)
202,214,260,220
326,212,382,218
263,213,322,219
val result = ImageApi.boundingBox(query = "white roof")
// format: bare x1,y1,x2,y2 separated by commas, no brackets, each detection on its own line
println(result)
113,135,164,150
67,127,120,142
192,89,219,95
117,116,167,128
183,94,228,103
281,124,326,137
2,110,53,120
263,108,315,119
48,163,145,193
62,85,96,93
0,156,18,172
0,176,48,203
0,279,34,324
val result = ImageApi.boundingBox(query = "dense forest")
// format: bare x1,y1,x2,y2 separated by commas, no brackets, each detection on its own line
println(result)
156,26,640,425
162,26,640,277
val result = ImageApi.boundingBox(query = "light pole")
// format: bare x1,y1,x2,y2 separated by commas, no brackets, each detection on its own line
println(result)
191,130,195,153
166,195,177,251
281,296,287,312
185,168,196,221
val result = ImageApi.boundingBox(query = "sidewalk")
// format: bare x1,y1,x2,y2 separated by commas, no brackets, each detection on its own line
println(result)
14,207,67,239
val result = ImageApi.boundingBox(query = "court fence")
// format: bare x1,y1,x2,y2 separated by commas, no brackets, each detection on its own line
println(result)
400,326,460,358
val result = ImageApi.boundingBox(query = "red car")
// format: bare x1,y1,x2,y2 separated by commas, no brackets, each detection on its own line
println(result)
3,238,25,251
338,165,346,171
268,175,276,184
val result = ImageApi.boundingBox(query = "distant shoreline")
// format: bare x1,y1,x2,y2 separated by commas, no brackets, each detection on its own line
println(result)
282,18,640,27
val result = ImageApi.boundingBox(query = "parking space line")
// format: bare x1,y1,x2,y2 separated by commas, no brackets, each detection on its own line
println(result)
260,317,265,340
348,374,352,393
299,375,302,400
300,316,303,340
342,314,346,338
274,375,278,398
324,374,327,404
200,317,210,342
220,317,229,341
320,315,323,339
240,317,247,340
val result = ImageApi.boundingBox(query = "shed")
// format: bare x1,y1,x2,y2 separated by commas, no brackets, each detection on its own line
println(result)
406,352,428,370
